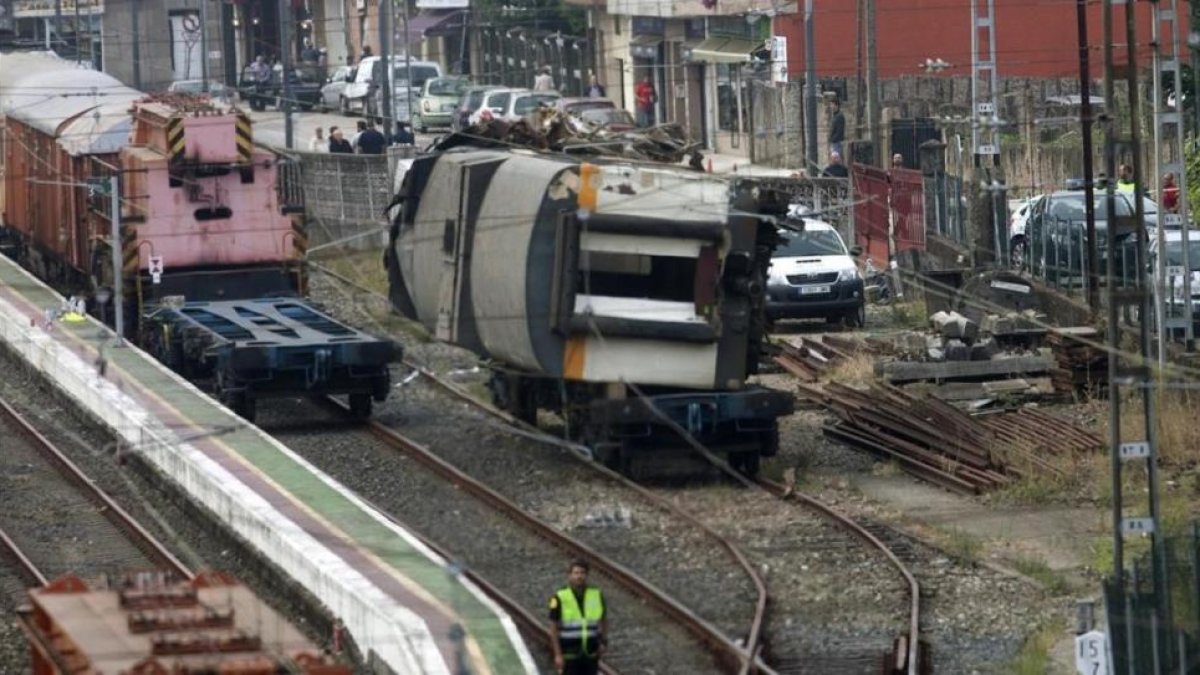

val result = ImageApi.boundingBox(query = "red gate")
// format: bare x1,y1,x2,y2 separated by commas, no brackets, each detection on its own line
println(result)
851,164,926,267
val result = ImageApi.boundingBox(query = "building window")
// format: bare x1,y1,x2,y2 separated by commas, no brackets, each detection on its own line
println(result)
715,63,747,133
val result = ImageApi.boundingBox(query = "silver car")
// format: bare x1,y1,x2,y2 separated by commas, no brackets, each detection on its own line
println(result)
320,65,352,113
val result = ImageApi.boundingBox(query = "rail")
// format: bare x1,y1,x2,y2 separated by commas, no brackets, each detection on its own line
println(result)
322,396,764,674
0,397,194,582
397,360,776,674
773,351,923,675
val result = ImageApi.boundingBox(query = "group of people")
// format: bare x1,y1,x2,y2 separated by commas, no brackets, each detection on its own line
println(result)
308,119,411,154
1116,163,1181,214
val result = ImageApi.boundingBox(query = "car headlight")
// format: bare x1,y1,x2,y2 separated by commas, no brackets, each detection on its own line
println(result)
423,100,432,112
838,267,861,282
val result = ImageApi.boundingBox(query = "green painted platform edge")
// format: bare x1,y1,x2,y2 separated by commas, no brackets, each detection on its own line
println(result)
0,261,527,673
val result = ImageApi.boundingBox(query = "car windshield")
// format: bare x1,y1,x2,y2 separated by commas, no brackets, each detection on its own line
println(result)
1164,241,1200,269
776,229,847,257
514,94,560,114
171,81,204,92
392,64,440,87
1046,193,1132,222
428,78,467,96
578,108,634,126
465,90,490,109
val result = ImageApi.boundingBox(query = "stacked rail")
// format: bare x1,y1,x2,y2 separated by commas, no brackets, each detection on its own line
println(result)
1047,327,1108,395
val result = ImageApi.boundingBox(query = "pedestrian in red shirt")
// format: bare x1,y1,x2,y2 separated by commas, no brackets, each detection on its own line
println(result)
634,74,656,128
1162,172,1180,213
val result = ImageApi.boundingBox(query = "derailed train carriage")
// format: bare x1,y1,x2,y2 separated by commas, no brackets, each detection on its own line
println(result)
0,52,393,420
387,147,794,474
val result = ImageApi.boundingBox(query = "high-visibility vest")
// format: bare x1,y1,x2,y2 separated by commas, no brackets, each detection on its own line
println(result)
1117,180,1136,194
556,586,604,659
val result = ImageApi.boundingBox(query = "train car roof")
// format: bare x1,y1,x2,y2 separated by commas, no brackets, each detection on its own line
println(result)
0,50,142,155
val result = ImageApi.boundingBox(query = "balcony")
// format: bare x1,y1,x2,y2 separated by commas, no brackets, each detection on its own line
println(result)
607,0,792,18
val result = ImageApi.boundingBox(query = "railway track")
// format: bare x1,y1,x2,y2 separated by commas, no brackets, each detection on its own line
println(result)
263,397,761,674
405,359,924,675
0,396,193,592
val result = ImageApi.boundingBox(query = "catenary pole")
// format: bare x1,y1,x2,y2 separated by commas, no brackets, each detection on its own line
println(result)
803,0,817,172
1077,0,1098,312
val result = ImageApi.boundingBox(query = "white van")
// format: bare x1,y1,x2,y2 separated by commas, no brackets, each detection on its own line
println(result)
341,56,442,123
766,219,866,327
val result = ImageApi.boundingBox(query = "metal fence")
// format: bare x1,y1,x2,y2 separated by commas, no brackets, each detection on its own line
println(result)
749,80,803,170
288,150,401,253
1105,523,1200,674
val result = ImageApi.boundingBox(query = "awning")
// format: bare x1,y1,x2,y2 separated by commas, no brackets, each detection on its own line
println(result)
402,10,467,43
688,36,764,64
629,33,662,60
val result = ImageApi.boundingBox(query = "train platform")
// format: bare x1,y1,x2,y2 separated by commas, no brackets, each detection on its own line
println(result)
0,254,536,675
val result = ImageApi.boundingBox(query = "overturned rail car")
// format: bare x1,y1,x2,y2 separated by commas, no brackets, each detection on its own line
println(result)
387,148,794,474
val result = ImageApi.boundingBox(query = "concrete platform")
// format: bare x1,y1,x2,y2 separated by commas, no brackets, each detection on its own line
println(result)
0,254,535,675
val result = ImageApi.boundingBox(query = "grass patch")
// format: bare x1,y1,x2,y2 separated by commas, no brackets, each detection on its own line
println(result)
311,247,389,296
1012,554,1072,595
1001,618,1067,675
824,352,876,387
942,527,984,562
887,299,927,329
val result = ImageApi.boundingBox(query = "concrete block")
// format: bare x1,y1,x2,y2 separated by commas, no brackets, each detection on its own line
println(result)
926,335,946,361
970,337,998,361
981,314,1016,336
895,331,928,359
945,338,971,361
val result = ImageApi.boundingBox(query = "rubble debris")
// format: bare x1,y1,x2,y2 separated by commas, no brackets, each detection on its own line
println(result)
434,107,705,166
774,337,861,381
1046,326,1108,396
798,382,1093,493
931,310,979,341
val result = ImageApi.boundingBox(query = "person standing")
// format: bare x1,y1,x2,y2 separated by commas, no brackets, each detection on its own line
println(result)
891,153,904,170
1162,172,1180,213
1117,163,1136,193
585,75,606,98
328,127,353,153
534,66,556,92
634,74,657,128
355,121,387,155
350,120,368,151
549,561,607,675
821,151,849,178
828,98,846,158
308,126,327,152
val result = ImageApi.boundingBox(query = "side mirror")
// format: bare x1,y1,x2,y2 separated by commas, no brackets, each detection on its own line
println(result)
850,245,863,257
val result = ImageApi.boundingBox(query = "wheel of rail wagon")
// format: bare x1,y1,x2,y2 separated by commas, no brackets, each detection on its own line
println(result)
729,451,761,479
349,393,372,420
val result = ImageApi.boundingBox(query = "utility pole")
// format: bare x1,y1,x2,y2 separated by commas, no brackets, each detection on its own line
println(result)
200,0,210,92
280,0,294,149
53,0,62,54
865,0,880,165
222,2,237,89
1102,0,1168,669
131,0,142,90
853,0,865,139
402,0,414,130
803,0,817,172
109,175,125,346
1151,0,1195,354
73,0,80,63
378,0,393,139
969,0,1004,267
1077,0,1098,312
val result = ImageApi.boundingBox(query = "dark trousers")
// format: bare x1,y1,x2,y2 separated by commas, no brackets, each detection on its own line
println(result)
563,656,600,675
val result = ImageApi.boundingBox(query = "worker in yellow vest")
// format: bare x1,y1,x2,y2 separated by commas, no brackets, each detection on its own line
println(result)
1116,163,1136,194
549,560,608,675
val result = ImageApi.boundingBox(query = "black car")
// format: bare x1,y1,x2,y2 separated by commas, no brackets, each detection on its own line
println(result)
1024,189,1141,283
238,64,324,112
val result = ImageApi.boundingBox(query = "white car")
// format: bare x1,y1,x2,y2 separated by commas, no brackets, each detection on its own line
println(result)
468,88,561,124
1150,228,1200,332
766,219,865,327
340,56,441,122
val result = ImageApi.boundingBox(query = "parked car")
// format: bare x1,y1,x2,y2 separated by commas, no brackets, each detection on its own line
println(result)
558,97,636,131
319,65,352,112
412,76,470,132
1150,229,1200,322
453,84,503,131
766,219,865,327
503,90,561,121
468,88,522,125
341,56,441,124
1008,195,1042,268
236,63,322,112
1025,188,1140,283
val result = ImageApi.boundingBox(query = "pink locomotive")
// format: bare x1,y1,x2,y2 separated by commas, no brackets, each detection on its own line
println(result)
1,52,392,421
